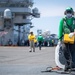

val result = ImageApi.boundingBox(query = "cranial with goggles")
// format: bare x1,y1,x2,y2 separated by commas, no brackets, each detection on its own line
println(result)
64,7,74,18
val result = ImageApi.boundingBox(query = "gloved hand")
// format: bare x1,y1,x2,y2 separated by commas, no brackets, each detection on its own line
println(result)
69,33,74,38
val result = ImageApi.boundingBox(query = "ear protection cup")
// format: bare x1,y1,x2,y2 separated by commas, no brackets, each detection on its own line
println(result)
64,11,66,15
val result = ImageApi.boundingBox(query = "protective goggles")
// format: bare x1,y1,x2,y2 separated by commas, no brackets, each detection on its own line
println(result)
66,10,72,13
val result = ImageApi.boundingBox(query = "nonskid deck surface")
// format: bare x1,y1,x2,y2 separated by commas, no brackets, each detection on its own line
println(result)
0,47,75,75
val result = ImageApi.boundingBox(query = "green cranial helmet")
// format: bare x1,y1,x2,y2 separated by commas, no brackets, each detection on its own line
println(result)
66,7,73,11
64,7,74,15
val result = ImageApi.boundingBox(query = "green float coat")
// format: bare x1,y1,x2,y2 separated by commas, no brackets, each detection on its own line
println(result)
58,17,75,41
37,35,43,42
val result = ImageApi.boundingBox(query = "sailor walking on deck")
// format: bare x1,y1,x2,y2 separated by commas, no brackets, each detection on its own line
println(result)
37,34,43,50
28,31,36,52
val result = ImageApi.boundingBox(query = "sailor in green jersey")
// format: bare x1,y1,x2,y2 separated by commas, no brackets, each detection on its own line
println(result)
58,7,75,71
37,34,44,50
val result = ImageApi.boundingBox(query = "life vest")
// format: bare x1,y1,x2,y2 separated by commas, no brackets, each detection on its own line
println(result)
63,17,75,34
38,36,43,41
28,34,35,41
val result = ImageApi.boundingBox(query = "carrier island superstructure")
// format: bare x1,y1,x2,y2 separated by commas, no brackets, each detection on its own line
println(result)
0,0,40,46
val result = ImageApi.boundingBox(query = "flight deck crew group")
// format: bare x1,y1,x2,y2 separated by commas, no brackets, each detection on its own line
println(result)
28,7,75,72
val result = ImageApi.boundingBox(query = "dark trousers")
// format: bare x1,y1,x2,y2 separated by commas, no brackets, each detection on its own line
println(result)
38,41,42,50
62,43,75,68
